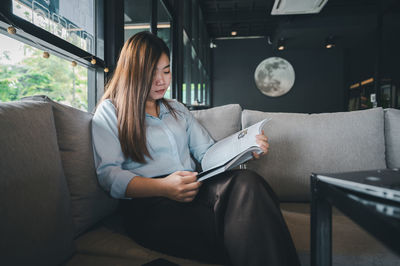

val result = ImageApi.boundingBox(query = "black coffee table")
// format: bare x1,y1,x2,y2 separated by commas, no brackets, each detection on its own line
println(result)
310,171,400,266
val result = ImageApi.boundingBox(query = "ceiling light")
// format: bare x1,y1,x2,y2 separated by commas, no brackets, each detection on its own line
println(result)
124,23,170,30
277,38,285,50
325,36,335,49
271,0,329,15
231,31,238,36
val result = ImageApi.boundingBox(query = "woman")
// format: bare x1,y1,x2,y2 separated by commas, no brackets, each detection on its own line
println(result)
92,31,300,266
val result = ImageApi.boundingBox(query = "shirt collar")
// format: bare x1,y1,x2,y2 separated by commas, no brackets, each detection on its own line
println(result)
159,101,170,117
145,100,170,119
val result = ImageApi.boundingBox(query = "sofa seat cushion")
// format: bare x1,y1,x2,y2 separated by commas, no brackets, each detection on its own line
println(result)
65,253,147,266
191,104,242,141
66,254,219,266
0,101,75,265
22,95,118,237
242,108,387,201
384,108,400,169
73,214,221,266
281,203,400,266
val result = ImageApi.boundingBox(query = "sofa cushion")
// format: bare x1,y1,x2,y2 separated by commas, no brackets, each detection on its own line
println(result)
66,253,147,266
73,215,221,266
22,95,118,237
191,104,242,141
0,101,75,265
242,108,387,201
384,108,400,169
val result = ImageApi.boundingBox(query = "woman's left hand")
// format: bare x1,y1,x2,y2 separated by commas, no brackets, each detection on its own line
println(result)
252,130,269,160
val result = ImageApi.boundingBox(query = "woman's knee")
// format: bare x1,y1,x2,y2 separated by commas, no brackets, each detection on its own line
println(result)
232,169,280,204
232,169,264,188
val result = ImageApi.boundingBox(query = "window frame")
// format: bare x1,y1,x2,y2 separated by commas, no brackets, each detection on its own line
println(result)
0,0,105,111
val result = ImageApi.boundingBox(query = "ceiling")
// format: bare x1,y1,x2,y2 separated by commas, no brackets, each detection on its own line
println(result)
199,0,400,48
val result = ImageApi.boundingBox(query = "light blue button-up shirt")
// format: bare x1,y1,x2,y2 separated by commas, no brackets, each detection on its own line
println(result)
92,99,215,199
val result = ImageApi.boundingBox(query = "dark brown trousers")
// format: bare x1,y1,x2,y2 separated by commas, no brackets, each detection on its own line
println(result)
121,169,300,266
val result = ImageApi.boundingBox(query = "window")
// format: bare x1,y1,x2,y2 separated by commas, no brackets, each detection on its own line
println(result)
1,0,104,110
0,33,88,110
124,0,173,99
183,30,191,104
12,0,97,56
157,0,171,48
124,0,151,42
191,0,199,50
157,0,172,98
181,0,211,108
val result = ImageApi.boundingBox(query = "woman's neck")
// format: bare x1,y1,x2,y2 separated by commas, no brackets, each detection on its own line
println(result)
146,100,159,117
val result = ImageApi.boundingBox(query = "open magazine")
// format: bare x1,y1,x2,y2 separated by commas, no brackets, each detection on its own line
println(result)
197,118,271,182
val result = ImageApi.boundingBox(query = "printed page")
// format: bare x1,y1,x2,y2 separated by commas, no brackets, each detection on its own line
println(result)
198,147,262,182
201,118,271,171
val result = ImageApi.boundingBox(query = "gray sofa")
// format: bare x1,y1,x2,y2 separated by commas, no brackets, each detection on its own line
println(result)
1,95,399,266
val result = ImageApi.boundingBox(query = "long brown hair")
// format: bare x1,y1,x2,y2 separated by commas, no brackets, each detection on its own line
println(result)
100,31,176,163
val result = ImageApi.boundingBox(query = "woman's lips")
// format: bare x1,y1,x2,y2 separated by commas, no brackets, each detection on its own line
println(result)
155,88,166,94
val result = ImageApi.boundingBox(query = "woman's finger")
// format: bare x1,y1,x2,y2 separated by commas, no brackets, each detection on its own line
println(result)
183,196,196,202
256,139,269,148
182,181,201,192
256,131,268,140
260,143,269,152
182,189,198,198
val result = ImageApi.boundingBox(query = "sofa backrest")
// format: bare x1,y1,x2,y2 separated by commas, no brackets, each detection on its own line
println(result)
0,101,75,265
242,107,387,201
191,104,242,141
22,96,118,237
384,108,400,169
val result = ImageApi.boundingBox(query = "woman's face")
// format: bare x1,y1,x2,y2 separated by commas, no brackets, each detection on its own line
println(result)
148,53,171,101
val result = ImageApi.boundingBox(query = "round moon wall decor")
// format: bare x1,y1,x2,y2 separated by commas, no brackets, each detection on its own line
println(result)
254,57,295,97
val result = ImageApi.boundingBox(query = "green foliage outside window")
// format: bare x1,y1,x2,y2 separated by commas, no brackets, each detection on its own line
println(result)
0,41,88,110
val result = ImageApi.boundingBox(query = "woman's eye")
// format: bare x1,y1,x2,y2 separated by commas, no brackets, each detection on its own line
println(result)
164,71,170,74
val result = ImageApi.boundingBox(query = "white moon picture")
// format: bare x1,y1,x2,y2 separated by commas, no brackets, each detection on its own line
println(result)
254,57,295,97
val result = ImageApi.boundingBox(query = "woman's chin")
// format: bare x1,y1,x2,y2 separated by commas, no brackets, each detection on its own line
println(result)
148,94,165,101
152,90,166,100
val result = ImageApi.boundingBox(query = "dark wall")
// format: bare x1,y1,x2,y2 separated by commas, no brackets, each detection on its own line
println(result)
343,38,375,86
382,14,400,87
212,38,345,113
343,13,400,108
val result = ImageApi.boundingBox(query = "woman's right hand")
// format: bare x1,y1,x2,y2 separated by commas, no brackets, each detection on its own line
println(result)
161,171,201,202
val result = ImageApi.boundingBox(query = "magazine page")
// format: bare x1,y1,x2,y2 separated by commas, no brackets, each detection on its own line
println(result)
198,147,261,182
225,147,261,169
201,118,271,171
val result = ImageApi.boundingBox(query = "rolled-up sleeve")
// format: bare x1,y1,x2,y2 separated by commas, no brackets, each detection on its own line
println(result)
91,100,137,199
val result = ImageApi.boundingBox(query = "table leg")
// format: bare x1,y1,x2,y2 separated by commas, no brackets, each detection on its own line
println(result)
311,174,332,266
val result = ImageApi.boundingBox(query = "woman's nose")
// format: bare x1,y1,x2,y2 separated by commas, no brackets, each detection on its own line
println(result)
154,72,164,85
